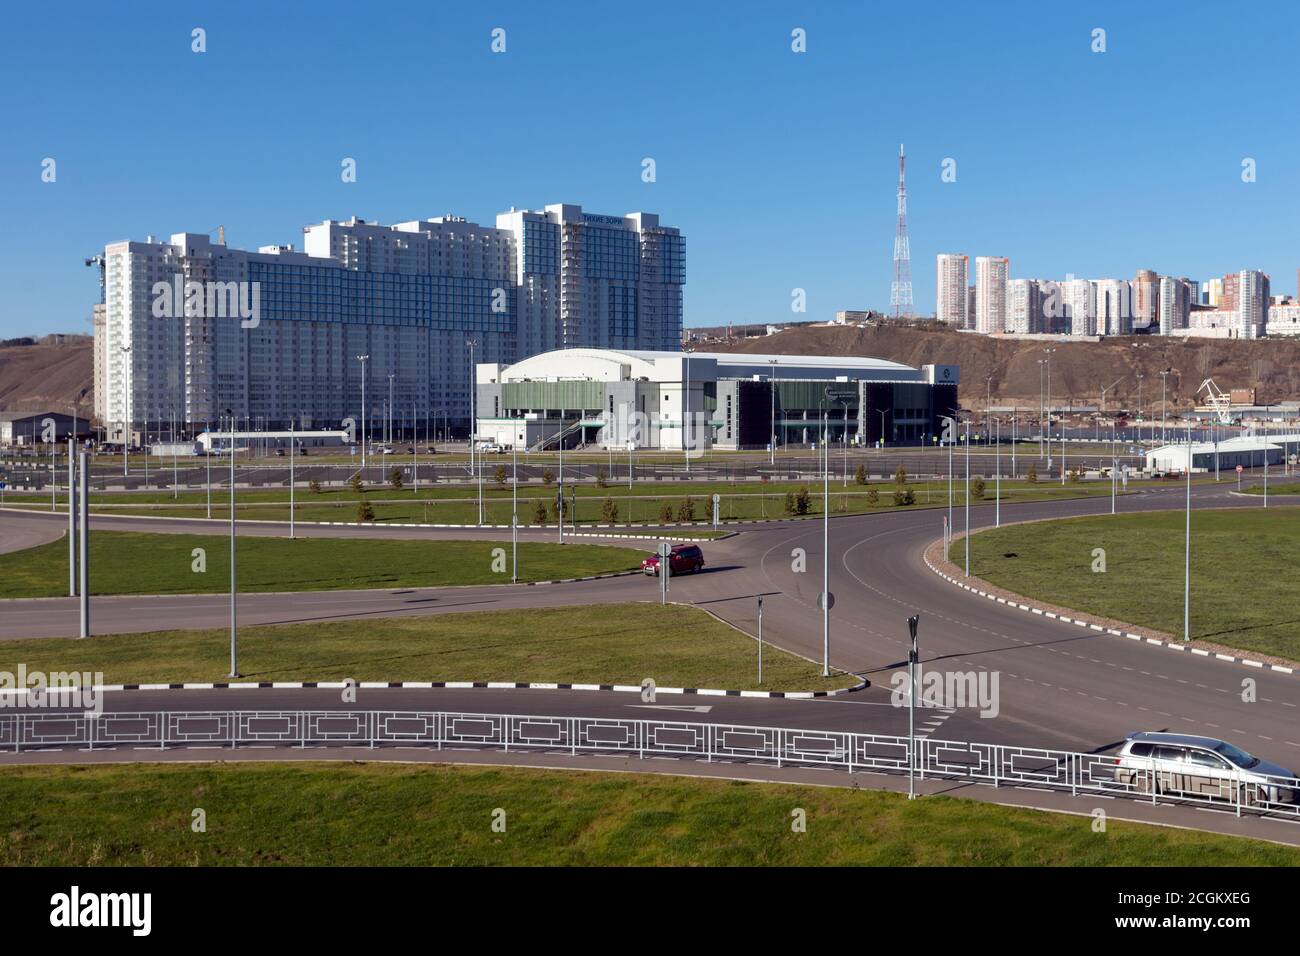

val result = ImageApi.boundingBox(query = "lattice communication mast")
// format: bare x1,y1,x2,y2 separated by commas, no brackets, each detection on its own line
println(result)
890,144,914,319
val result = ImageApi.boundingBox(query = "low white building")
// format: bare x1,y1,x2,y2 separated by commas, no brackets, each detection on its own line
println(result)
1145,436,1284,472
196,429,350,454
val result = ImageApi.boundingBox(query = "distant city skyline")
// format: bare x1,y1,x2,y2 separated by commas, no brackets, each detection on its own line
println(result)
6,1,1300,337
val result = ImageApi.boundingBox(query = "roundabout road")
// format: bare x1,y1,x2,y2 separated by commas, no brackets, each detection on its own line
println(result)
2,482,1298,803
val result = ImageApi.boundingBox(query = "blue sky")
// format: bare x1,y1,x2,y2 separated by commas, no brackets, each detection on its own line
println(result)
2,0,1298,337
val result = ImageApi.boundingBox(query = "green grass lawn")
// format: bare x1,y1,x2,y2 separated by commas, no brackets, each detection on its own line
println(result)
968,509,1300,659
0,531,646,599
7,477,1148,526
0,761,1293,866
0,603,846,690
1242,481,1300,495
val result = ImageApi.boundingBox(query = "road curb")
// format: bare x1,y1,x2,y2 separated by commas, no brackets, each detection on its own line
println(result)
5,676,869,701
922,547,1297,677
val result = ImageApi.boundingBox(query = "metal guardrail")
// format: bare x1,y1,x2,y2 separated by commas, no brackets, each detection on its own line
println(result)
3,710,1297,820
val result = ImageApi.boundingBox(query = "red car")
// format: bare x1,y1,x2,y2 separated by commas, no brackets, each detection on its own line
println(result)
641,544,705,576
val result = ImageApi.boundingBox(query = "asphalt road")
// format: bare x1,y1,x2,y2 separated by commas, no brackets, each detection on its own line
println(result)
3,479,1300,839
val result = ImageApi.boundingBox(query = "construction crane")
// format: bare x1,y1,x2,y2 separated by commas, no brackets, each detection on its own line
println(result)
1197,379,1232,425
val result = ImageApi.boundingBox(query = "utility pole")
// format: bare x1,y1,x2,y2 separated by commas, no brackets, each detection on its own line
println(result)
512,438,518,582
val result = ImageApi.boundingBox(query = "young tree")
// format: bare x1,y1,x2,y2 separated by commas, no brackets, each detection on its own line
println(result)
1026,462,1038,483
542,468,555,486
677,496,696,522
865,487,879,506
595,465,607,489
388,467,404,490
356,500,376,522
308,479,322,495
659,502,675,522
532,500,547,525
348,473,365,494
601,496,619,524
893,465,907,486
854,463,868,485
494,465,508,488
794,484,811,515
971,477,986,500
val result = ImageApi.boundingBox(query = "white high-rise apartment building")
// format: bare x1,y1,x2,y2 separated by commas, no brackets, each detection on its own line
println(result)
98,205,685,435
1094,279,1132,335
935,254,969,327
1237,270,1270,340
974,256,1009,333
1006,279,1042,334
1060,278,1096,336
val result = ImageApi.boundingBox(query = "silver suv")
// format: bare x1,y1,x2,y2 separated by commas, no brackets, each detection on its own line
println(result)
1112,732,1298,806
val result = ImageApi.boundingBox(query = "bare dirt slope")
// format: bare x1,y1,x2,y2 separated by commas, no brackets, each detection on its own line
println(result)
707,324,1300,410
0,338,94,415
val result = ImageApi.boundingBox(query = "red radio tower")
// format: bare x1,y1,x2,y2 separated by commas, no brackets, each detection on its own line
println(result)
891,144,913,319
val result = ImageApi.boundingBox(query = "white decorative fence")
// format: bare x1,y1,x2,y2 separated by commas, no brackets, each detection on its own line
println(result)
2,710,1296,820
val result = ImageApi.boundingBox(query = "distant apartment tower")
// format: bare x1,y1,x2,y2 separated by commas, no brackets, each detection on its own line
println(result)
966,286,977,329
935,254,969,327
1133,269,1159,332
974,257,1009,333
1060,278,1096,336
98,205,684,435
1204,277,1223,307
1006,279,1042,334
1221,272,1239,313
1095,279,1132,335
1236,270,1270,339
1157,276,1191,334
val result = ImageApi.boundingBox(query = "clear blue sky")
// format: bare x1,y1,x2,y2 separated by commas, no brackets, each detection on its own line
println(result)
3,0,1298,338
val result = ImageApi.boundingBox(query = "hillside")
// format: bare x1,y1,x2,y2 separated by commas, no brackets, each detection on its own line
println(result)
706,324,1300,411
0,337,94,415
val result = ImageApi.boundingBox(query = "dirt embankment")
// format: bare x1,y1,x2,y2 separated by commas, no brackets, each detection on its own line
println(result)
706,324,1300,411
0,338,94,415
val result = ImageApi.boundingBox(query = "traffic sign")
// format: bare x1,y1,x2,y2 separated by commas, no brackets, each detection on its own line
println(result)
1236,465,1244,473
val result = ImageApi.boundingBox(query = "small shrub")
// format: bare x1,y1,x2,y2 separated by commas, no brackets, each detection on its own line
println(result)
388,467,403,490
494,465,508,488
659,502,674,522
1026,463,1038,483
793,485,811,515
893,487,915,506
854,464,867,485
865,487,879,506
601,496,619,524
356,500,376,522
595,466,607,489
532,500,547,525
677,496,696,522
971,477,986,500
542,468,554,486
308,479,322,495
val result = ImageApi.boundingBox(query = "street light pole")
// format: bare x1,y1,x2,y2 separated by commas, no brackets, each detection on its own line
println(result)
466,338,481,525
289,416,295,539
964,419,971,577
822,402,830,678
357,354,369,472
512,438,518,583
995,417,1000,527
907,614,919,800
1183,425,1192,641
119,344,131,478
227,411,239,678
768,359,777,466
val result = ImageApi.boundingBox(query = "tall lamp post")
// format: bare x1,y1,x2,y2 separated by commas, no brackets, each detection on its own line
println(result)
768,358,778,466
466,338,481,524
1042,348,1056,472
820,396,830,677
227,410,239,678
1183,424,1192,641
356,354,370,472
118,344,132,477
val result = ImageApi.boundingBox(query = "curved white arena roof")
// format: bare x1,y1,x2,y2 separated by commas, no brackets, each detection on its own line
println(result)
492,348,922,384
